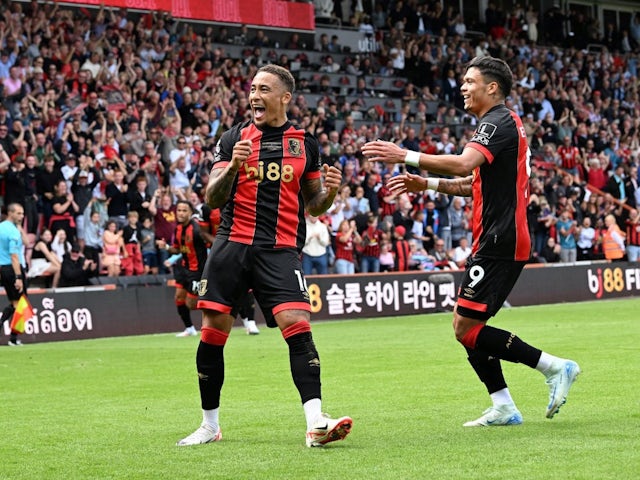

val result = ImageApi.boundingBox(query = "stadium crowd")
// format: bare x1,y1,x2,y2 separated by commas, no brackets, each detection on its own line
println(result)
1,0,640,286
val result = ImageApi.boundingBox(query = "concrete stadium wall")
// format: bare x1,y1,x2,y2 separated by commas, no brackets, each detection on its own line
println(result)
3,262,639,344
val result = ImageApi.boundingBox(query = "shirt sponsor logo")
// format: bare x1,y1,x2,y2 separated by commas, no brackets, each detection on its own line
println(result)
262,141,282,151
471,122,497,146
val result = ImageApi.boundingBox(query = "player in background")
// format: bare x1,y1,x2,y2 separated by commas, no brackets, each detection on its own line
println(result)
362,56,580,427
169,200,208,337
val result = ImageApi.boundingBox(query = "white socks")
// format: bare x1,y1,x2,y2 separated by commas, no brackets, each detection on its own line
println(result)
535,352,558,375
490,388,515,407
303,398,322,430
202,408,219,431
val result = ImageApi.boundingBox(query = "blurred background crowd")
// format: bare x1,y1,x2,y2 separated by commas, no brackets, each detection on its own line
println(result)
1,0,640,286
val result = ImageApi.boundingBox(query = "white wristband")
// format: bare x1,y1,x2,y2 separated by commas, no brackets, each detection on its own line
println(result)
404,150,421,168
426,178,440,191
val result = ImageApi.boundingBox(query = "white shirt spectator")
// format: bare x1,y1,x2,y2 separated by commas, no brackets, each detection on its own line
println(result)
303,216,331,257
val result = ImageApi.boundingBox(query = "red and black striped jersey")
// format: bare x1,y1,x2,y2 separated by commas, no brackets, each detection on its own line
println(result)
557,145,580,170
209,208,221,236
626,219,640,246
192,203,213,246
213,120,321,251
173,219,208,273
465,104,531,261
393,239,412,271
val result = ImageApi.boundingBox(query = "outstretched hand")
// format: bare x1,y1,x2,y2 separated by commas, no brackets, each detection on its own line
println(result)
387,173,428,195
361,140,406,164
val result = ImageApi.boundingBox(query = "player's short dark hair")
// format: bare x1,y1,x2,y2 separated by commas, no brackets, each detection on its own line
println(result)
466,56,513,99
257,64,295,94
176,200,193,213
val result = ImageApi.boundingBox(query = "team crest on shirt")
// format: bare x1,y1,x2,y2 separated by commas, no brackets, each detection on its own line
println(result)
287,138,302,156
470,122,497,146
198,279,208,297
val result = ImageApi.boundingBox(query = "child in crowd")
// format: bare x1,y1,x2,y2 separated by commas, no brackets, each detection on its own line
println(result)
102,220,125,277
122,210,145,276
379,240,395,272
140,216,159,275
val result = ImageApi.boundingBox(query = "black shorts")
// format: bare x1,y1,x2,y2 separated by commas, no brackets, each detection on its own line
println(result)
0,265,27,302
197,239,309,328
455,257,526,321
173,264,202,299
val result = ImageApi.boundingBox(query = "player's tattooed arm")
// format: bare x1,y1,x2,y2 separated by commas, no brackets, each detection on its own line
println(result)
437,175,473,197
388,173,473,198
303,164,341,216
205,166,238,209
205,140,250,208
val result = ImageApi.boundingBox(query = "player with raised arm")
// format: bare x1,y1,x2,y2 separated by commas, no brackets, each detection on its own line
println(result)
362,56,580,427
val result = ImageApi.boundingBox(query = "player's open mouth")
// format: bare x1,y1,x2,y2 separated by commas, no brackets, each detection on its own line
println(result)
253,106,266,120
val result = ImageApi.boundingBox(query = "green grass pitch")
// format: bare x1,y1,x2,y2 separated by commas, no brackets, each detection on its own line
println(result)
1,298,638,480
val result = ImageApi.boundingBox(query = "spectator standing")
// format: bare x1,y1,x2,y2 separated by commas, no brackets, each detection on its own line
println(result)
555,209,578,263
334,218,360,274
140,216,158,275
602,213,626,261
148,190,177,274
363,56,580,427
624,165,639,209
50,180,79,243
72,167,100,246
128,176,153,219
121,211,145,276
625,209,640,262
105,170,129,229
584,155,609,191
37,155,64,227
302,215,331,275
4,157,27,213
82,208,104,268
20,154,39,235
576,217,596,261
448,197,469,247
377,173,398,226
391,225,412,271
349,185,371,217
434,192,452,251
327,185,351,232
360,215,384,273
556,136,581,177
392,195,415,237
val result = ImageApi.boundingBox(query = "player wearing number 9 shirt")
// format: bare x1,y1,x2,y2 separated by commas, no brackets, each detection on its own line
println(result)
362,56,580,427
177,65,352,447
